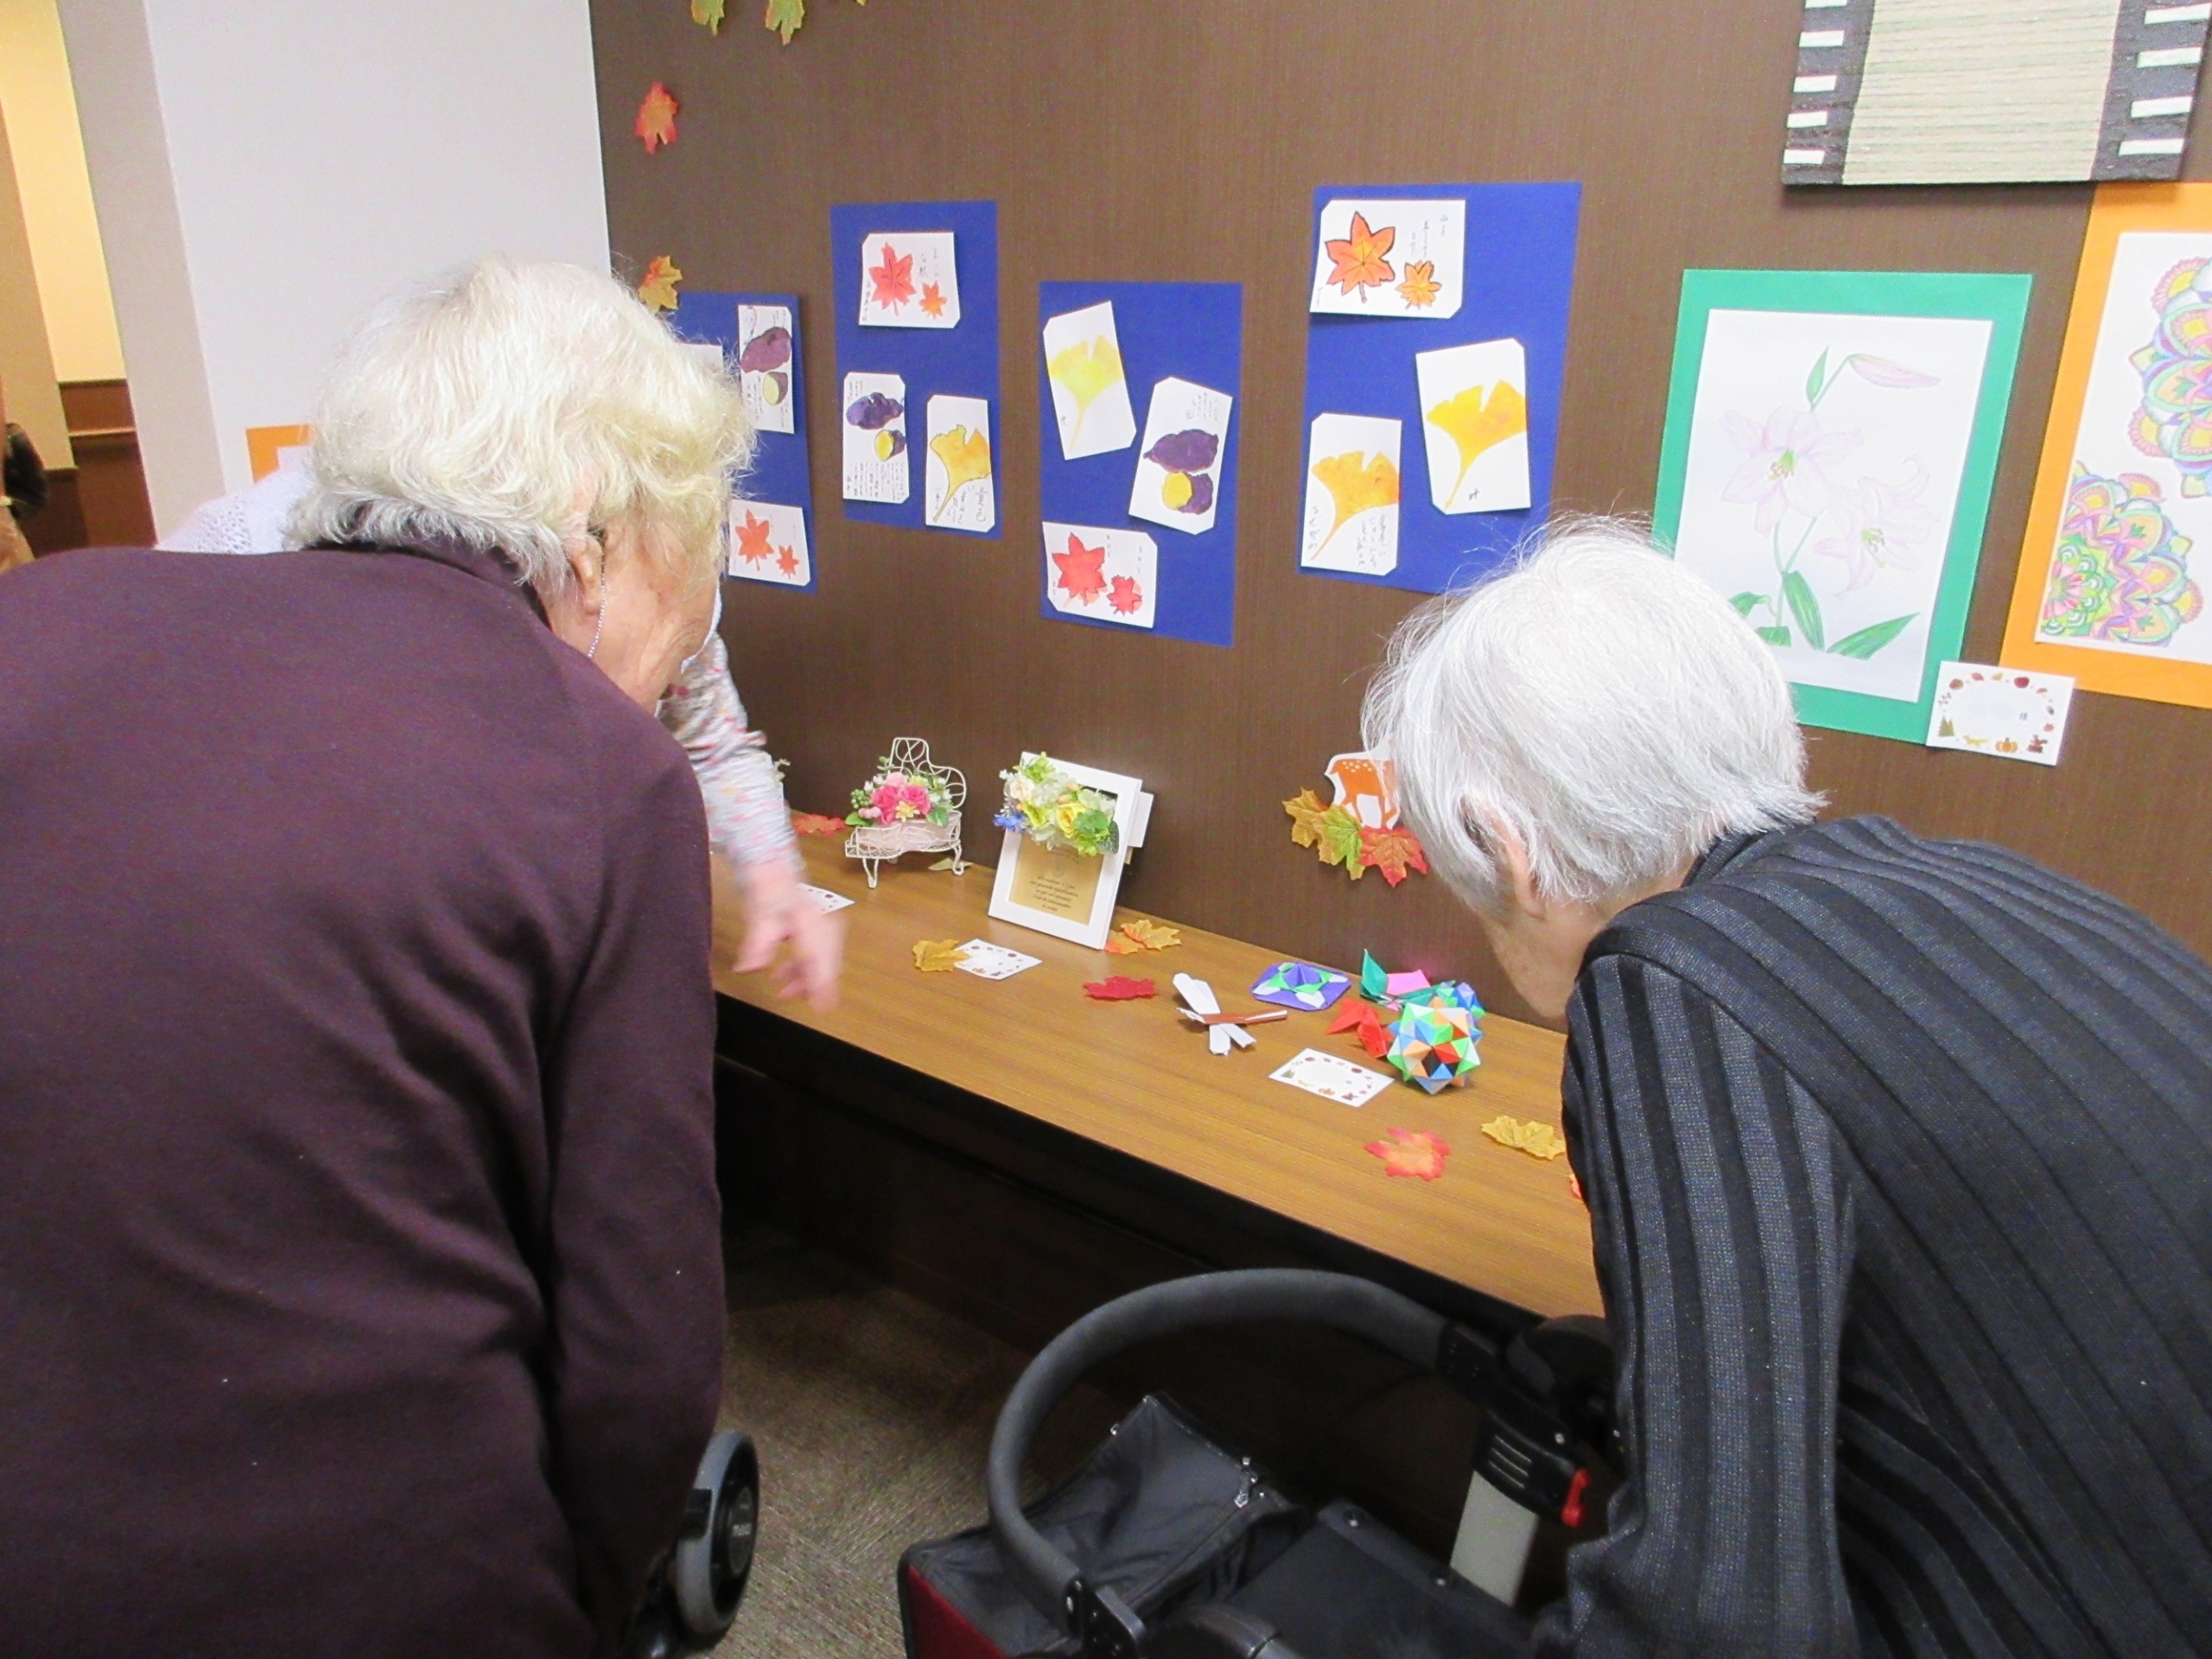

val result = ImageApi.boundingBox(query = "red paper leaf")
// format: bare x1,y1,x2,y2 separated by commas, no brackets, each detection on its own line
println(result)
1358,824,1428,887
1365,1127,1449,1181
635,82,679,152
790,811,848,836
1107,574,1144,615
1052,532,1108,605
868,242,916,311
1084,976,1156,1001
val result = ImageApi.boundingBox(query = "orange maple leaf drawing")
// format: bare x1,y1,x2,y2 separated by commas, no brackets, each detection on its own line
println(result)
1366,1127,1449,1181
1052,533,1108,605
868,243,915,310
1395,259,1440,308
733,510,774,565
1358,824,1428,887
637,255,682,314
1107,574,1144,615
635,82,679,153
1325,213,1396,297
774,543,799,578
919,281,947,319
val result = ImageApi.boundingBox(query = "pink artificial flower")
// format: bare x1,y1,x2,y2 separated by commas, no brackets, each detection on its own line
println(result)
1721,408,1859,535
1812,462,1937,593
871,783,910,822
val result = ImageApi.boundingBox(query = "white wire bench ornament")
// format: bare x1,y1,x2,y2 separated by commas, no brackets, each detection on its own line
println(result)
842,738,965,888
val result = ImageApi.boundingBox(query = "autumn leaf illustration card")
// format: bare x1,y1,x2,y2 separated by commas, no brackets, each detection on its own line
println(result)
1300,183,1579,594
833,202,999,537
1655,269,2031,741
1414,339,1530,514
1042,301,1137,460
1300,414,1403,576
1036,282,1243,645
671,289,816,592
1129,377,1235,537
1924,661,2075,765
1309,198,1465,320
1043,523,1158,630
841,372,910,505
856,231,960,329
924,393,995,533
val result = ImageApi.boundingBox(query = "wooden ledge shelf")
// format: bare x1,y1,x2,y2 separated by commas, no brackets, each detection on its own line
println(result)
714,836,1599,1323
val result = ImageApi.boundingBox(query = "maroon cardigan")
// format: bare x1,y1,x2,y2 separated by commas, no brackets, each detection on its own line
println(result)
0,543,724,1657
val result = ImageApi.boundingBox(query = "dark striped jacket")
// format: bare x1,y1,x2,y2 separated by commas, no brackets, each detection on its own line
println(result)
1535,817,2212,1658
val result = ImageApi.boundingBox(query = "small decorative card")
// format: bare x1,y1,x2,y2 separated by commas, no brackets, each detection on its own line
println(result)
799,884,855,913
1042,299,1138,460
842,372,910,505
1129,377,1234,537
1270,1047,1394,1108
858,230,960,329
1300,412,1402,576
1925,661,2075,765
953,939,1042,980
1414,338,1530,515
736,302,798,434
1044,523,1157,630
1309,198,1467,320
727,500,810,587
924,393,995,532
1251,962,1353,1013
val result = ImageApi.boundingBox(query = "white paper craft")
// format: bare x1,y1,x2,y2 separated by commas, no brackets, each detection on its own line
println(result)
1300,413,1402,575
1309,197,1466,320
1043,523,1158,631
1416,338,1531,514
1128,377,1234,537
725,499,810,588
1042,301,1139,461
1270,1047,1394,1108
953,939,1043,980
987,754,1154,950
1173,974,1288,1058
1924,661,2075,766
841,372,910,505
924,394,995,532
735,303,797,435
857,231,960,329
798,884,855,913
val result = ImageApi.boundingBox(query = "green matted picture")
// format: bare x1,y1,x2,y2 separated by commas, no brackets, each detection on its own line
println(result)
1653,269,2032,741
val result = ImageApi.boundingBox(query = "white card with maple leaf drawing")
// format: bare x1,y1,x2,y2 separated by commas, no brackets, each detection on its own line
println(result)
924,394,996,533
725,499,810,588
1044,523,1157,630
1300,413,1402,576
841,372,910,504
857,232,960,329
1309,199,1465,320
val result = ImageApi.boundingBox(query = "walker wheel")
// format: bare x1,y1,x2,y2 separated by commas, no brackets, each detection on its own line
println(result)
674,1430,759,1641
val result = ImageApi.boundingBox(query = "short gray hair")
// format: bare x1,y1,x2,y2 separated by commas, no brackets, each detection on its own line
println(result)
1363,518,1821,913
292,256,752,592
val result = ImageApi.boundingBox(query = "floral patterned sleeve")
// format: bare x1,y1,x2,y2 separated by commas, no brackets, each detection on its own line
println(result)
655,631,802,875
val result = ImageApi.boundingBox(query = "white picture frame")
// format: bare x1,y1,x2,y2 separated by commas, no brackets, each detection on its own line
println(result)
986,755,1153,950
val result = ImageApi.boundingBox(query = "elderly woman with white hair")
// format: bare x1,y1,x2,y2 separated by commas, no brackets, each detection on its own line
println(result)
0,258,758,1656
1367,522,2212,1658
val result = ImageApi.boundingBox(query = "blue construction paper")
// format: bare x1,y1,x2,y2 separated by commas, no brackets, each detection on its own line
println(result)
831,201,1000,537
1299,183,1580,594
1038,281,1242,645
670,289,817,592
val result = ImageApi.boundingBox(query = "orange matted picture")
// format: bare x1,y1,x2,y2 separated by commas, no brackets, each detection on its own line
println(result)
2001,185,2212,709
244,424,312,482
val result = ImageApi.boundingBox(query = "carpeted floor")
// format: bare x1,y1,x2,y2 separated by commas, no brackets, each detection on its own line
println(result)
710,1227,1122,1659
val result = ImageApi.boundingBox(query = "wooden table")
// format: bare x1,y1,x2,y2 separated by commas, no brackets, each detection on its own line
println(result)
714,838,1599,1321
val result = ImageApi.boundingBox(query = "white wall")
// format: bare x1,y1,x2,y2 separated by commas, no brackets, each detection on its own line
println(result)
58,0,609,533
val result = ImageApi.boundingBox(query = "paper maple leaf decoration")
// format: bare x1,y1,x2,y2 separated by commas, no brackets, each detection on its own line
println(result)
732,509,774,566
1312,449,1401,543
868,242,915,310
1481,1115,1568,1161
1326,212,1397,297
637,255,682,313
765,0,804,43
635,82,679,153
1103,918,1180,955
1052,533,1108,605
1287,787,1424,887
912,938,969,973
790,811,847,836
919,282,948,320
691,0,726,31
1359,825,1427,887
1366,1127,1449,1181
1107,575,1144,616
1426,381,1528,503
1396,260,1440,308
929,425,992,499
1084,976,1155,1001
774,544,800,578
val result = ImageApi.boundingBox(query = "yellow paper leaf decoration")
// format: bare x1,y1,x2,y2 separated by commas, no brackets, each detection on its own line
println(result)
1480,1114,1568,1160
1103,918,1181,955
1283,788,1332,849
1426,381,1528,504
913,938,969,973
929,425,993,500
1048,336,1126,437
637,255,683,314
690,0,727,31
1312,449,1400,543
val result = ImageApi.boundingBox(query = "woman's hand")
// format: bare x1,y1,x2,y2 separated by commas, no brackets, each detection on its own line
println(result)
735,857,843,1012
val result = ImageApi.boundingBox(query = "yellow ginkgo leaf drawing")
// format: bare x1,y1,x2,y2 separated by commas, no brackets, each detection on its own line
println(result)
1311,449,1401,545
1425,380,1527,505
1047,336,1126,439
930,425,993,500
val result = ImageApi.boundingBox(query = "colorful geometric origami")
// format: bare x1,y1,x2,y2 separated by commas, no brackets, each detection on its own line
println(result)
1251,961,1353,1013
1383,988,1484,1094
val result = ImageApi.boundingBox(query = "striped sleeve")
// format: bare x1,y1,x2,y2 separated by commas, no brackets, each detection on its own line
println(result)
655,631,802,875
1535,953,1859,1659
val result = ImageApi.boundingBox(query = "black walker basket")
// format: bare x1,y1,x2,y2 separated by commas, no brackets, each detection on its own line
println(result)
898,1269,1613,1659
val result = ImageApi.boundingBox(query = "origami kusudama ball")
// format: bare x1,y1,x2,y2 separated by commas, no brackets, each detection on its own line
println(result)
1385,997,1482,1094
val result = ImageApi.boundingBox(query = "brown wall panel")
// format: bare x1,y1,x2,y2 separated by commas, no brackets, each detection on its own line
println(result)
593,0,2212,1025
